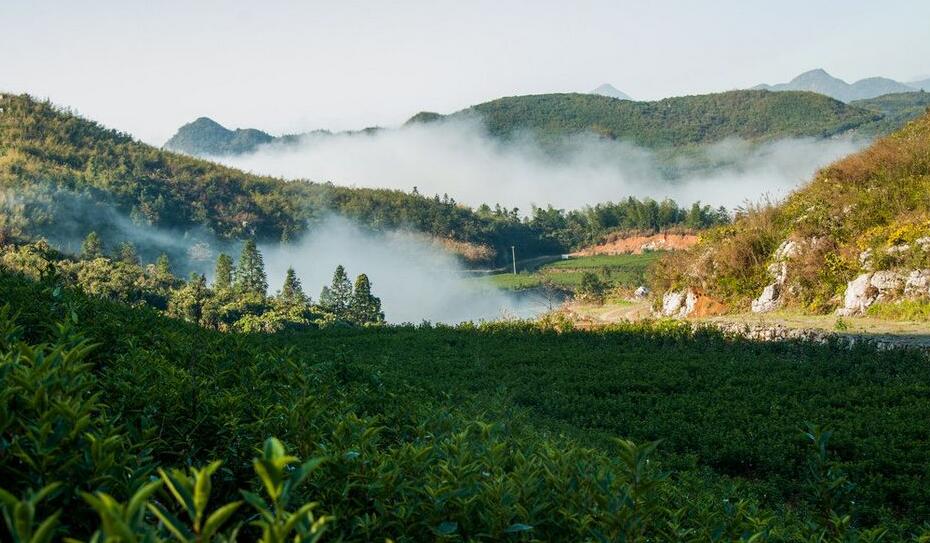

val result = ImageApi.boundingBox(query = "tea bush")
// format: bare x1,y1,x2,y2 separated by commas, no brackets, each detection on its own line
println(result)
2,271,930,540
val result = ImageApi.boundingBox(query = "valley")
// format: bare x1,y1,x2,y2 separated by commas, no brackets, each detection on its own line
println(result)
3,3,930,539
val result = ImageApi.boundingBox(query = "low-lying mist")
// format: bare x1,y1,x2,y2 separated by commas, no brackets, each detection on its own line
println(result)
262,216,553,323
6,185,550,322
216,118,866,211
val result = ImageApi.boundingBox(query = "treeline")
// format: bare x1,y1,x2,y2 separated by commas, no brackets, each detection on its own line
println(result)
1,234,384,331
0,93,726,265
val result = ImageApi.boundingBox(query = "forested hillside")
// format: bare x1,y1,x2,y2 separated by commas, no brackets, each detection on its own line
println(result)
3,268,930,540
654,107,930,316
0,93,724,265
169,89,919,157
428,90,886,146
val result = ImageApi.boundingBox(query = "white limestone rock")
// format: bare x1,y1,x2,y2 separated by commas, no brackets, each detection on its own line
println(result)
904,269,930,297
751,283,781,313
838,273,876,316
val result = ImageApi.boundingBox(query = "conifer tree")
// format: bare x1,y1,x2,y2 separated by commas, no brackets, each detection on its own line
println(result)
320,265,352,318
116,241,139,265
278,267,308,306
155,253,172,276
81,231,103,259
234,240,267,296
349,273,384,324
214,253,234,291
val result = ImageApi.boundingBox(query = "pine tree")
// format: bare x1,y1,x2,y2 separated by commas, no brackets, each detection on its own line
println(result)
214,253,234,291
81,231,103,259
278,267,308,306
320,265,352,318
349,273,384,324
155,253,172,276
116,241,139,265
234,240,267,296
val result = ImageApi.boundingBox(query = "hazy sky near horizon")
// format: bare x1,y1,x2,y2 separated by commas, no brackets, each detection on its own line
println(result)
3,0,929,144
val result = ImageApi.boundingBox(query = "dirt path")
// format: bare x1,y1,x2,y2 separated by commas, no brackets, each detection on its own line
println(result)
565,300,930,350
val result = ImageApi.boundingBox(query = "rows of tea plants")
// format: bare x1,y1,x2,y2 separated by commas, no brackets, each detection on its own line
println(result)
1,270,929,540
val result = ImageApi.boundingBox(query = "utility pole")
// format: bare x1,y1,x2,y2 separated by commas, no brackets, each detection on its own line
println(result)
511,245,517,275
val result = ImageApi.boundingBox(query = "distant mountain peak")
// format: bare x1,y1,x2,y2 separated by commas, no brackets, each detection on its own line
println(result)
164,117,273,156
756,69,918,102
590,84,632,100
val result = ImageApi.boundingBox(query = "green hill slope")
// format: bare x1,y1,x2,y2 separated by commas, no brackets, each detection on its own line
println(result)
0,93,557,262
439,89,882,146
0,93,732,265
850,91,930,136
654,107,930,314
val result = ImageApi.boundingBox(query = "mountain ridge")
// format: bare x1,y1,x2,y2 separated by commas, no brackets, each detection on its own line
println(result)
165,89,905,156
755,68,919,102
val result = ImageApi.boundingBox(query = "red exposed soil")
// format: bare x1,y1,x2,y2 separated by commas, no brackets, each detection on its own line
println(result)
573,233,699,256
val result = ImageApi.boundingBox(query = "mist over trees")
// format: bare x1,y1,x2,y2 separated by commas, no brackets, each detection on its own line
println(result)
0,232,385,332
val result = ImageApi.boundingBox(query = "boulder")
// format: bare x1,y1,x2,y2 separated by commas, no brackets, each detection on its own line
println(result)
661,291,686,317
905,269,930,297
751,283,781,313
869,270,904,299
633,285,650,299
837,273,876,316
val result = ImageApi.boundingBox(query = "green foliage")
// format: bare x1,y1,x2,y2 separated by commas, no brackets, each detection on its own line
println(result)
319,265,352,320
577,270,609,303
213,253,233,292
80,232,103,260
278,268,307,307
1,93,727,265
348,274,383,325
233,239,267,297
3,271,930,539
450,90,884,147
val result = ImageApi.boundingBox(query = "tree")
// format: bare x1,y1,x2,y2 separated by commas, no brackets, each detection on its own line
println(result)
155,253,172,276
116,241,139,265
349,273,384,324
277,267,308,306
81,231,103,259
214,253,234,292
168,273,210,324
234,240,267,296
578,271,609,304
319,265,352,319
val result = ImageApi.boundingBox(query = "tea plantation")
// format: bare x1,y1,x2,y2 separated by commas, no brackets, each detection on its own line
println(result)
2,270,929,541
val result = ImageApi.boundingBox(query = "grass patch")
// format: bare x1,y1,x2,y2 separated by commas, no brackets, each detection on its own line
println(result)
866,299,930,321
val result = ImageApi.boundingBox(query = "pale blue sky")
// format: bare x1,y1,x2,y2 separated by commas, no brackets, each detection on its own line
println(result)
3,0,929,144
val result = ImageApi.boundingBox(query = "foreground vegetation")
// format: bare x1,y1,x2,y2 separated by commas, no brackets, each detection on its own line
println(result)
2,270,930,540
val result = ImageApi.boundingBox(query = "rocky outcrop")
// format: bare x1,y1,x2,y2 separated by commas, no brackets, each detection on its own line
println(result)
751,239,803,313
905,270,930,296
661,288,726,317
837,269,928,315
662,290,688,317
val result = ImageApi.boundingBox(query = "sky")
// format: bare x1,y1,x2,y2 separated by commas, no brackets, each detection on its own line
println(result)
3,0,929,145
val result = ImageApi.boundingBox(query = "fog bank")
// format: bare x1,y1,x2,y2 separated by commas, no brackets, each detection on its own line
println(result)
262,216,552,323
217,118,865,211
